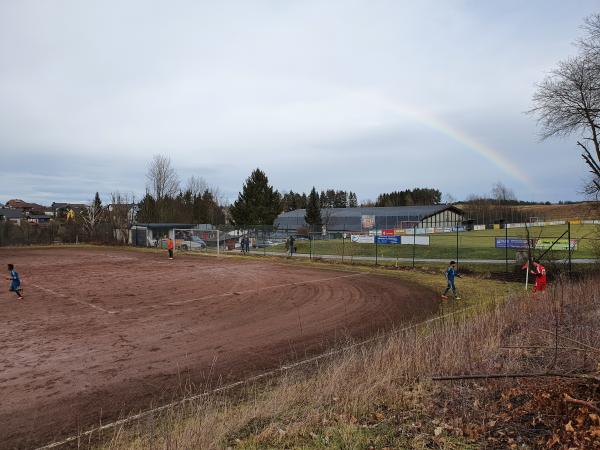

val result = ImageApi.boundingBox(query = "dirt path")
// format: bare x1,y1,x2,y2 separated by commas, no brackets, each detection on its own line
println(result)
0,248,438,449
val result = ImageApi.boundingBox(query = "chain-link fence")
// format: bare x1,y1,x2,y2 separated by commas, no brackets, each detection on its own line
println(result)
3,218,599,281
209,222,599,282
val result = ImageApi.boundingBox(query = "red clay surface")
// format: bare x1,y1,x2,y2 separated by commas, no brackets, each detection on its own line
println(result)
0,247,438,449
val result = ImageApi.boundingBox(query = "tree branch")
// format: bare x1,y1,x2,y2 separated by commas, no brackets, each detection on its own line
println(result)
432,372,600,381
563,393,600,413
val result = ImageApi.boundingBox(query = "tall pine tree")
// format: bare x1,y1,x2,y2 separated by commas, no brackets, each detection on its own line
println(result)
304,187,322,232
348,192,358,207
230,168,281,228
136,192,158,223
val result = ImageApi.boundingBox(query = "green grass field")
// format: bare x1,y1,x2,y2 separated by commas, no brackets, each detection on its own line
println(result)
271,224,599,260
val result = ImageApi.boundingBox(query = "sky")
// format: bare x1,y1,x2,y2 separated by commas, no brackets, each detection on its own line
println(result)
0,0,598,206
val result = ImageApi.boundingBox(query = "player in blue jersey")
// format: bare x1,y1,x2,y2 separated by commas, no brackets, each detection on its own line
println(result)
441,260,461,300
7,264,24,300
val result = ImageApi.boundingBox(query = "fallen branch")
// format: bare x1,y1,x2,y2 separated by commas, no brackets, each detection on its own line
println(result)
563,393,600,413
576,373,600,383
432,372,576,381
500,345,588,352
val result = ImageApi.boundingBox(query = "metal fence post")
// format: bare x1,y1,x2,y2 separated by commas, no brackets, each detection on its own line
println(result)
455,223,459,267
505,224,508,274
342,229,345,263
412,225,416,269
396,228,400,268
568,221,572,278
375,227,378,266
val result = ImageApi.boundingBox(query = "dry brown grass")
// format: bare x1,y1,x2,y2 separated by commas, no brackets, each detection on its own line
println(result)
95,276,600,450
514,202,600,220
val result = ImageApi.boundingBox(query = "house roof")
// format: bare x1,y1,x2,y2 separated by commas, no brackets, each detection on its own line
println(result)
0,208,24,219
5,199,46,211
277,205,463,219
134,223,214,230
28,214,52,219
51,202,88,209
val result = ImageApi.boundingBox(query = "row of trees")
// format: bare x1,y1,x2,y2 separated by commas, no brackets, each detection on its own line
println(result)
77,191,135,244
138,159,537,229
374,188,442,207
281,189,358,211
137,190,224,224
228,171,370,229
136,155,225,225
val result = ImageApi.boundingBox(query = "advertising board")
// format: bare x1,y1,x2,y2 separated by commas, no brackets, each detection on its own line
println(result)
400,235,430,246
495,238,535,249
535,239,578,251
376,236,401,244
351,235,374,244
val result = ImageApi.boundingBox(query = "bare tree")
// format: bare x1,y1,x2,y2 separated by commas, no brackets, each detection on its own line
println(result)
185,175,208,197
81,193,104,240
110,192,135,244
443,193,457,204
579,13,600,61
208,185,226,207
146,155,180,201
531,14,600,197
491,181,516,203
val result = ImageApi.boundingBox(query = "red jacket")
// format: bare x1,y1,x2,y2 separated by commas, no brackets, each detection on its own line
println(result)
532,263,546,285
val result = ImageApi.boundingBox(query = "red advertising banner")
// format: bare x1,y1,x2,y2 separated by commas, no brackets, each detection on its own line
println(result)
382,229,395,236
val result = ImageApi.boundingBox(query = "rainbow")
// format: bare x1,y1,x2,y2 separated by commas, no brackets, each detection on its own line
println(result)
371,96,532,186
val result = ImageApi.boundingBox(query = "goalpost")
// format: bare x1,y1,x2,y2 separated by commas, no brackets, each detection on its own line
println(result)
172,228,221,255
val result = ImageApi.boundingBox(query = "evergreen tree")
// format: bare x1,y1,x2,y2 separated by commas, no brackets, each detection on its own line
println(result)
304,187,322,232
348,192,358,207
93,192,102,211
319,191,327,208
333,190,348,207
375,188,441,207
282,190,301,211
136,192,157,223
202,189,225,225
230,168,281,228
301,193,308,208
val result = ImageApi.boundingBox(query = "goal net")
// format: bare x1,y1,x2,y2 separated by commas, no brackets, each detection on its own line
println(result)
173,228,221,254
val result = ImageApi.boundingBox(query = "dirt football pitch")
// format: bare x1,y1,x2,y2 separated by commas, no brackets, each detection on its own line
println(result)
0,247,438,449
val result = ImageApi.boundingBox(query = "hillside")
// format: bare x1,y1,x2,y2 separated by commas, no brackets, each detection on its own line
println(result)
511,202,598,221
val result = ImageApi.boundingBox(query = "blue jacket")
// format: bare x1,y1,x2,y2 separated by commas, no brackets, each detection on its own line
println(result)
9,270,20,289
446,267,458,282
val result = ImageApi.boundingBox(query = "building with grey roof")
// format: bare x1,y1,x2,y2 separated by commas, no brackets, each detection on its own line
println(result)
0,208,24,224
274,205,464,232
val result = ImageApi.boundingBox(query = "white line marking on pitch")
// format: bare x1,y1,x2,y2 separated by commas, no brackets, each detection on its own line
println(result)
34,304,477,450
31,284,117,314
166,273,365,306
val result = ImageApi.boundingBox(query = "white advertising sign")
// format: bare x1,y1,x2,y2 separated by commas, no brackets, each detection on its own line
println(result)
351,235,374,244
400,235,430,246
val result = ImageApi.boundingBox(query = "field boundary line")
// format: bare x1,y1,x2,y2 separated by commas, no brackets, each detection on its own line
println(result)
35,302,481,450
167,273,365,306
31,284,118,314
